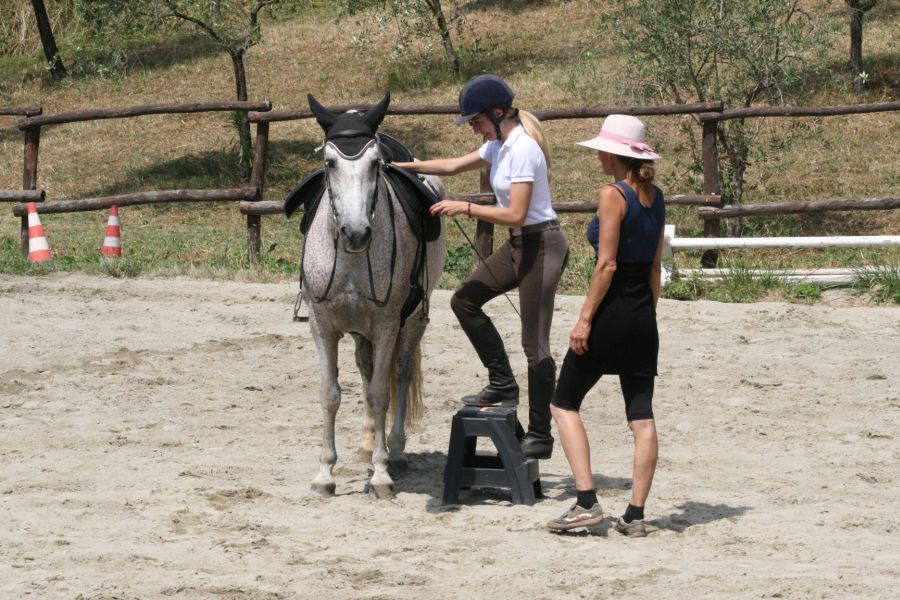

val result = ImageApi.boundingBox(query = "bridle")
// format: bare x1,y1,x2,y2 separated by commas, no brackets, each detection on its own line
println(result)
300,138,398,309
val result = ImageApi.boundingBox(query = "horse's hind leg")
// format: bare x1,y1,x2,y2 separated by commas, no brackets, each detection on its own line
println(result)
388,320,426,468
352,333,375,462
310,320,341,497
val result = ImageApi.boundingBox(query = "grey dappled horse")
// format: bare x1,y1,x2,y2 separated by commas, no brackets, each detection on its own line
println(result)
287,93,445,498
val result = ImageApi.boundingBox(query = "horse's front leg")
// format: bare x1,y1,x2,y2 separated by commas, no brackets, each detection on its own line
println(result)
310,319,341,497
366,327,399,499
351,333,375,462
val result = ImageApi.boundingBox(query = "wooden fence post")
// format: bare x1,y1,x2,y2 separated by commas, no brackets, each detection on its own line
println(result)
247,121,270,265
22,127,41,256
701,118,720,267
475,168,494,263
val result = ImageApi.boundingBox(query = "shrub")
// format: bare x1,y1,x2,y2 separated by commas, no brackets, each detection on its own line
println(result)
854,265,900,304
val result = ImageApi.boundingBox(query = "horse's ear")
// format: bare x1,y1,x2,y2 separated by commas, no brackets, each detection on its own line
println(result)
308,94,337,132
363,92,391,130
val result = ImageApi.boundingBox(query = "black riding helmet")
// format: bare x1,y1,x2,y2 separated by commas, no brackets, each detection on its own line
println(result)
455,74,515,140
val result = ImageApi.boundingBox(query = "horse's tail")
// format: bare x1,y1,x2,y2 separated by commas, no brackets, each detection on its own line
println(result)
389,342,424,427
407,343,424,425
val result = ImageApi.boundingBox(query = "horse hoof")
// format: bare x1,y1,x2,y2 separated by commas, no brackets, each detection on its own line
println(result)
365,483,395,500
311,481,336,497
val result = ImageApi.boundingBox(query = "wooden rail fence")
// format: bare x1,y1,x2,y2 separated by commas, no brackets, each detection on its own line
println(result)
697,197,900,220
1,108,44,208
6,101,271,255
4,99,898,275
0,106,42,117
10,188,258,216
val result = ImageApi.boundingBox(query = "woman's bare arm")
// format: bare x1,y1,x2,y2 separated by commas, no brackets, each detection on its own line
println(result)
569,186,626,355
394,151,487,176
649,226,665,309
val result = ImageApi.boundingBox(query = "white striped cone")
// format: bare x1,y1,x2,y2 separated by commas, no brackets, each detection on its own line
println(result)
102,205,121,258
27,202,51,263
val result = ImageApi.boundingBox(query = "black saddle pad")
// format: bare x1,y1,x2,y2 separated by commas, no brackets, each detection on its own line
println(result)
284,168,326,233
382,163,442,242
376,132,414,163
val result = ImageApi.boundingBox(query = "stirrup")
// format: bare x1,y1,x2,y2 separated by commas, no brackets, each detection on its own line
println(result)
292,288,308,322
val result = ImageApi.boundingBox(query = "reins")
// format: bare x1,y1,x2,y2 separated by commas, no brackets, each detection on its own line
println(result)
449,217,522,320
365,174,397,307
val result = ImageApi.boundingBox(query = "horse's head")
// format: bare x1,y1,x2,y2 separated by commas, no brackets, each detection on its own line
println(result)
308,93,390,254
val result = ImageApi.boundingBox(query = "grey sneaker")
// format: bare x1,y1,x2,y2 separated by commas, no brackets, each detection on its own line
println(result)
614,516,647,537
547,503,604,531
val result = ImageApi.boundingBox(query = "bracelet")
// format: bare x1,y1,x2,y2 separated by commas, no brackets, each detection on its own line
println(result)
467,202,471,218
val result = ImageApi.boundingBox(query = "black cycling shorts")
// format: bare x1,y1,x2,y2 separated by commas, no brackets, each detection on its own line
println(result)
553,353,655,421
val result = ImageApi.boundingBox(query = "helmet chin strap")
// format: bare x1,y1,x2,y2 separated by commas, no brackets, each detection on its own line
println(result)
487,109,504,141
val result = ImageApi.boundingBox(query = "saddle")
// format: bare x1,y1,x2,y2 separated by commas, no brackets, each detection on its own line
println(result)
284,133,442,326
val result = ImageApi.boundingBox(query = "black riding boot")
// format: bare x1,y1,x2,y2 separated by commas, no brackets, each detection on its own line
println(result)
520,357,555,459
460,322,519,407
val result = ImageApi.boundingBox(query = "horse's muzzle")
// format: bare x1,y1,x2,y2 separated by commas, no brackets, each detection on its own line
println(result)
340,226,372,253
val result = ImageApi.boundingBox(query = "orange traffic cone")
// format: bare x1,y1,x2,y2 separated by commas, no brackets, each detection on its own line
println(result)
102,205,121,258
26,202,51,263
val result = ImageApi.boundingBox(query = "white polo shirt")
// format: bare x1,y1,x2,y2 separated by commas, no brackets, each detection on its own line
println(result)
478,125,557,226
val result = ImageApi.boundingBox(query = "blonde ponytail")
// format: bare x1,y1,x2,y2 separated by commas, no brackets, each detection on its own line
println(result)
508,108,551,173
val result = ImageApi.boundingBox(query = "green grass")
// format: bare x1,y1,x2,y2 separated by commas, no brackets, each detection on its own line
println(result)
440,242,476,290
0,206,302,281
854,265,900,304
790,283,824,303
662,247,900,304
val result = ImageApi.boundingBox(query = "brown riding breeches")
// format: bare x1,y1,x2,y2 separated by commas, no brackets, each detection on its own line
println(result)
450,220,569,367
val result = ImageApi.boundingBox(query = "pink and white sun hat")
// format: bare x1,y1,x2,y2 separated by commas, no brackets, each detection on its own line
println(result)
576,114,661,160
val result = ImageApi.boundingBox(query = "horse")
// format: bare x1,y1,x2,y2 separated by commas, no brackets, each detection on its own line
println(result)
285,92,445,498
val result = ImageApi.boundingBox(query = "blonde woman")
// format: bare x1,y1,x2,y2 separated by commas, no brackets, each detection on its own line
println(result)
546,115,664,536
395,74,568,460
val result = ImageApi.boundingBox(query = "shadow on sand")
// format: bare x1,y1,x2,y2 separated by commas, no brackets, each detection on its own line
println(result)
393,450,635,515
548,501,752,538
361,450,752,538
651,501,752,533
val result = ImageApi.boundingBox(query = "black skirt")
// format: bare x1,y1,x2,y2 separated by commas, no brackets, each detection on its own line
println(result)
571,262,658,376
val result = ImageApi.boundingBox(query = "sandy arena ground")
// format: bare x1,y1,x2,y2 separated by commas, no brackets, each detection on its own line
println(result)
1,273,898,599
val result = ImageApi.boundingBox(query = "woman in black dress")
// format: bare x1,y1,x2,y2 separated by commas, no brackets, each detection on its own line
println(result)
546,115,665,536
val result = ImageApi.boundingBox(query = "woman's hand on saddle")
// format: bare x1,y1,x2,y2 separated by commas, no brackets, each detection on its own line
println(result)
569,318,591,355
429,199,469,218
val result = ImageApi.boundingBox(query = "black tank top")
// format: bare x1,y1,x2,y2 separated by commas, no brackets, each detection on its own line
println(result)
585,181,665,262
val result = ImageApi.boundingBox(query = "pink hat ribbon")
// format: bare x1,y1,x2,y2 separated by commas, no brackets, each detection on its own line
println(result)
599,130,656,155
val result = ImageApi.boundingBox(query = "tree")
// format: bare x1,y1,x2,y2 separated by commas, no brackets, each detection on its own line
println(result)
846,0,878,90
424,0,460,74
344,0,462,74
602,0,832,215
31,0,67,80
154,0,284,181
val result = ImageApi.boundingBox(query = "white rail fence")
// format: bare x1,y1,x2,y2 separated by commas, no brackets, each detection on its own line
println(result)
662,225,900,285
